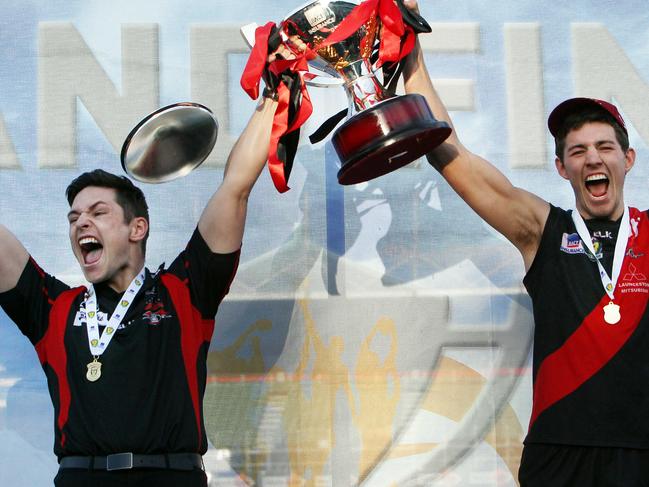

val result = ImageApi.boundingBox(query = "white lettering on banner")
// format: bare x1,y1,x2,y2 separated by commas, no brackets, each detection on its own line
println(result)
0,22,646,171
424,22,481,52
190,25,248,166
0,114,18,168
505,23,546,169
418,23,479,111
38,22,159,168
573,23,649,142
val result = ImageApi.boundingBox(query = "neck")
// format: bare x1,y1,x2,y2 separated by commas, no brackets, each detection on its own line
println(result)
577,204,626,222
104,259,145,293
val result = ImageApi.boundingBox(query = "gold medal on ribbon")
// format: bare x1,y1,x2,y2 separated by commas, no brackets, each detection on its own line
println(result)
83,267,146,383
603,301,621,325
86,358,102,382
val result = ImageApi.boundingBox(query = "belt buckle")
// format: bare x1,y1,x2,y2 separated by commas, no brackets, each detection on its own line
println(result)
106,452,134,471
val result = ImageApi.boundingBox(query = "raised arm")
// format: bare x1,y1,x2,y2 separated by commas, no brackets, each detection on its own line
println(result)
197,96,276,253
402,1,549,269
0,225,29,293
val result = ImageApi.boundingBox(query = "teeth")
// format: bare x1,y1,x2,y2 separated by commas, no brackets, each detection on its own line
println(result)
79,237,99,245
586,174,608,182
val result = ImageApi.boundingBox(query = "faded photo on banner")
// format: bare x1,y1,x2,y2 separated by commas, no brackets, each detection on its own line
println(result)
1,0,649,485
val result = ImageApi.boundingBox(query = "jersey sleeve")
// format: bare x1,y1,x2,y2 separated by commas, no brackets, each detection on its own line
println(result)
0,257,71,345
166,228,240,318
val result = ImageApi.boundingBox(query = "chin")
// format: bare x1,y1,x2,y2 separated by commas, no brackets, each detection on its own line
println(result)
586,204,618,220
81,268,106,284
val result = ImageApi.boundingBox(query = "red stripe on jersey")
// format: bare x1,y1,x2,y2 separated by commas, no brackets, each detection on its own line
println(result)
35,287,85,448
161,273,212,449
530,208,649,427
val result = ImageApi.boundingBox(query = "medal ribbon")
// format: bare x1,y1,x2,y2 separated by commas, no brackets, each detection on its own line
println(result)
571,207,630,300
84,267,146,358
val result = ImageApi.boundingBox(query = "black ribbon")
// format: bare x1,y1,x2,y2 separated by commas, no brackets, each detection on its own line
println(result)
263,25,304,186
276,69,303,183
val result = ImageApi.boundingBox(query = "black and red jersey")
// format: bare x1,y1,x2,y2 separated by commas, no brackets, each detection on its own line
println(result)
523,205,649,448
0,229,239,459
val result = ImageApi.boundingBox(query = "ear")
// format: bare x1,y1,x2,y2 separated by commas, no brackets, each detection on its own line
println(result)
624,147,636,174
554,157,569,180
129,217,149,244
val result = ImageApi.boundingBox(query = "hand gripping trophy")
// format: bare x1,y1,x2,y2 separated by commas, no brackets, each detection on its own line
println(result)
241,0,452,192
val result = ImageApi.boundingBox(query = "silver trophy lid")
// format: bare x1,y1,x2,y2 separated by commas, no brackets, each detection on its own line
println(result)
121,102,218,183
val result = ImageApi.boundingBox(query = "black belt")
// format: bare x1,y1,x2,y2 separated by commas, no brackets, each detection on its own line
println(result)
59,452,204,471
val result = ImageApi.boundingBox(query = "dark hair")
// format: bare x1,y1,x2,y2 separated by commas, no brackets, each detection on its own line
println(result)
66,169,150,252
554,107,629,160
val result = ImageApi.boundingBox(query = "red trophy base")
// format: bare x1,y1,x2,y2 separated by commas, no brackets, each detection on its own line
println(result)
333,93,452,185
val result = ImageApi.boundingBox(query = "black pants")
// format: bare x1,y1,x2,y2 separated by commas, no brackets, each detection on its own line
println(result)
519,444,649,487
54,468,208,487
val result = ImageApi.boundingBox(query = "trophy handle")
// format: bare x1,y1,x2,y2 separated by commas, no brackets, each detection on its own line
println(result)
240,22,344,88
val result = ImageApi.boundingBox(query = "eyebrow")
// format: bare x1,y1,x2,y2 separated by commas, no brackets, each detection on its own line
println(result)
67,201,109,219
567,139,617,152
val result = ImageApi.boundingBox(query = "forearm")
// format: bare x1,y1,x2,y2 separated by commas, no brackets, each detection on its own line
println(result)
403,40,467,172
197,97,277,253
0,224,29,293
401,39,548,260
222,97,278,194
403,42,456,138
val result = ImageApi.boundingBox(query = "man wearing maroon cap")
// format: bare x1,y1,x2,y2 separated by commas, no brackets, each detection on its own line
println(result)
401,1,649,485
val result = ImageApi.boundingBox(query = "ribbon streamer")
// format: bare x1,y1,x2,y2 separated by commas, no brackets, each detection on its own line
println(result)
240,23,313,193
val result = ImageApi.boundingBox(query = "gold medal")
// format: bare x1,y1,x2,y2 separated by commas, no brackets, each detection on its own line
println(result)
83,267,146,384
603,301,621,325
86,358,102,382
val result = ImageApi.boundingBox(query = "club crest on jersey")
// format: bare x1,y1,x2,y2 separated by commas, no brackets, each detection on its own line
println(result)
143,300,172,326
560,233,585,254
586,240,604,261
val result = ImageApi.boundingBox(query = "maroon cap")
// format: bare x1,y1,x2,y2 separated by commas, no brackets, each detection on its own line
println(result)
547,97,627,137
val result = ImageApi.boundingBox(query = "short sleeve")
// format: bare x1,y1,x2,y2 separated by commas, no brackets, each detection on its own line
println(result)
165,228,240,318
0,258,70,344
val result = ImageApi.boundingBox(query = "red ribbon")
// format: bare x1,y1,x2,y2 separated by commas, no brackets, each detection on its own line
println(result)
266,84,290,193
265,63,313,193
317,0,414,67
240,22,276,99
240,23,313,193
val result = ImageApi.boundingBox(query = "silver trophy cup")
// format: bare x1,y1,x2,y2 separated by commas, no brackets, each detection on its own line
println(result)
283,0,451,184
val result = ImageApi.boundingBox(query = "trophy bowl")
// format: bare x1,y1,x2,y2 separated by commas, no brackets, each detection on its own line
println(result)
283,0,451,185
121,102,218,183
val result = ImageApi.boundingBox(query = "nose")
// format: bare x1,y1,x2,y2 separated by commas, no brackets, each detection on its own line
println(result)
585,146,603,165
75,212,91,228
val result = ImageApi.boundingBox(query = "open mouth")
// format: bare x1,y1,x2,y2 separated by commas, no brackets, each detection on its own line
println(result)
585,173,609,198
79,237,103,265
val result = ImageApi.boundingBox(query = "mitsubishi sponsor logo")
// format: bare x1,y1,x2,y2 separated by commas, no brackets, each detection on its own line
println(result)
619,263,649,294
622,263,647,282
